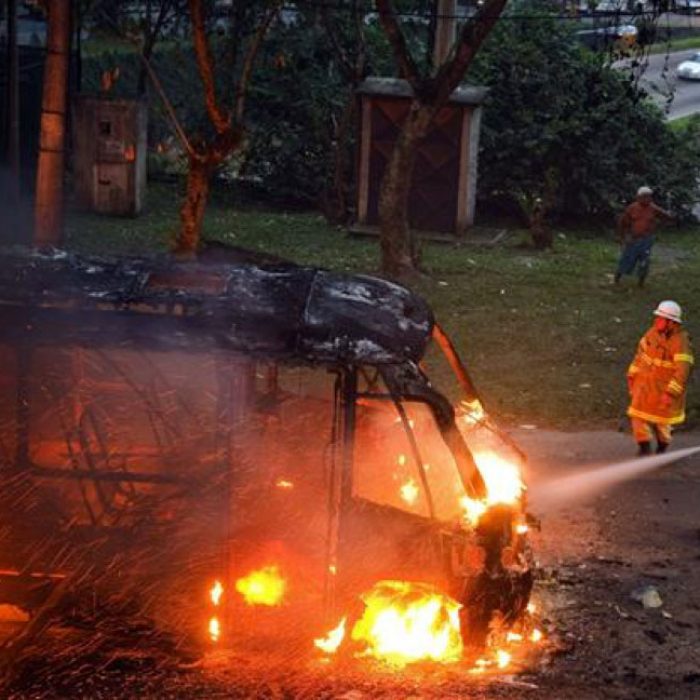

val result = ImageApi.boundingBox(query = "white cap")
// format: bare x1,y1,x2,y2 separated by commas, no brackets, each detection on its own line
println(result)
653,300,682,324
637,186,653,197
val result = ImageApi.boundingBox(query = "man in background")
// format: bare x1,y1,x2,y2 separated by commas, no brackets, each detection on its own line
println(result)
616,186,673,287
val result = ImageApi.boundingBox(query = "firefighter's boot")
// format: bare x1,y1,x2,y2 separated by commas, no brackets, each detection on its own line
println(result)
637,441,652,456
656,442,669,454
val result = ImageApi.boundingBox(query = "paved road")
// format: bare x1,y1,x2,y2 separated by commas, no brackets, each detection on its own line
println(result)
628,48,700,119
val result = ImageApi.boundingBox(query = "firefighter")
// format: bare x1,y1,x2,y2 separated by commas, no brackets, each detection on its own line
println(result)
615,186,673,287
627,301,694,455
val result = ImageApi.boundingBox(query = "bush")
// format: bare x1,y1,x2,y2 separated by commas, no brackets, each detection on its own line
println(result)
470,2,700,222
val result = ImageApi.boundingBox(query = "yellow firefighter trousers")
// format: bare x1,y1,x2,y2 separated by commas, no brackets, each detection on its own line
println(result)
630,417,672,445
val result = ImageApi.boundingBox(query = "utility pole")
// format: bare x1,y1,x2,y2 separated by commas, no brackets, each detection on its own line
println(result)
433,0,457,67
34,0,71,248
6,0,21,200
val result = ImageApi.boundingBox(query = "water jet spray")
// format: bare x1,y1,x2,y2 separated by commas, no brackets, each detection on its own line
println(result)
529,446,700,514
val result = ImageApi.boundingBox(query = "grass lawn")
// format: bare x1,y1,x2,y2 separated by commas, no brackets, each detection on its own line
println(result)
65,182,700,431
669,113,700,129
647,34,700,56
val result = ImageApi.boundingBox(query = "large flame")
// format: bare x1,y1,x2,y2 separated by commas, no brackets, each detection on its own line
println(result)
350,580,463,666
235,565,286,606
314,582,545,670
460,450,525,527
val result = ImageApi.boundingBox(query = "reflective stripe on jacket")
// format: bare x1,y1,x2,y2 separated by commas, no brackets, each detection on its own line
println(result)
627,326,694,425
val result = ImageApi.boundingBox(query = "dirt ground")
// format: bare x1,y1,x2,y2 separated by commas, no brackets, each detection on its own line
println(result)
516,427,700,700
4,428,700,699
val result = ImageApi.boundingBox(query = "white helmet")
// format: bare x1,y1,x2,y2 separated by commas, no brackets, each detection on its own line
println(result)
637,186,653,197
653,300,682,324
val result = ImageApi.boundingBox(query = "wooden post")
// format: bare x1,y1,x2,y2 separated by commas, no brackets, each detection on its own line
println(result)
356,96,372,226
433,0,457,67
34,0,71,248
6,0,20,201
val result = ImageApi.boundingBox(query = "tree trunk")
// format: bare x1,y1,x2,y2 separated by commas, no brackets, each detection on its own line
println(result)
378,107,432,277
34,0,71,248
177,156,212,255
323,90,356,225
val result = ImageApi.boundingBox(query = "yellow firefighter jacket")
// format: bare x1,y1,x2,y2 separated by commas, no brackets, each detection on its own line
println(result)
627,325,694,425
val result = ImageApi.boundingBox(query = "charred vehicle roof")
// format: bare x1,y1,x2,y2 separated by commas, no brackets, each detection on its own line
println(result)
0,248,433,365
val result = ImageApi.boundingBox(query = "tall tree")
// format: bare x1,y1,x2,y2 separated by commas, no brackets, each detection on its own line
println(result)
374,0,508,277
175,0,281,255
34,0,71,247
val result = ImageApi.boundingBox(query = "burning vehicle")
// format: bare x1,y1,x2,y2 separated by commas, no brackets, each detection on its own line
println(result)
0,248,535,675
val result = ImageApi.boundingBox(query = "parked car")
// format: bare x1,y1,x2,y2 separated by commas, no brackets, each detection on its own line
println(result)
0,14,46,47
677,52,700,80
575,23,638,50
673,0,700,14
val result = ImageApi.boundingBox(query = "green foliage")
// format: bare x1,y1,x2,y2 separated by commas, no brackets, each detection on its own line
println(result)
243,21,345,205
470,3,700,221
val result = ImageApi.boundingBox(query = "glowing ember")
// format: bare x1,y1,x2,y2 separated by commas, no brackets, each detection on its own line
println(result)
328,564,337,576
314,617,347,654
460,495,487,527
474,657,488,671
208,616,221,642
496,649,511,668
275,478,294,490
351,580,463,666
210,580,223,607
235,566,286,606
527,601,536,614
459,398,485,426
506,631,523,642
516,523,529,534
399,478,419,505
531,628,543,642
397,453,407,467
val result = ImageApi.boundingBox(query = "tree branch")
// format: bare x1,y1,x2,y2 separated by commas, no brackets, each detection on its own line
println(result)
321,3,354,80
429,0,508,103
188,0,229,133
322,0,367,83
139,53,195,158
375,0,420,87
233,0,281,124
143,0,173,58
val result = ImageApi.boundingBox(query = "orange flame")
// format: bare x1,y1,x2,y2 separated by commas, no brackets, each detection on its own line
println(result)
399,478,419,505
459,398,485,426
210,580,223,607
275,478,294,490
460,451,525,527
496,649,511,668
208,616,221,642
350,581,463,666
235,566,286,606
314,616,347,654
